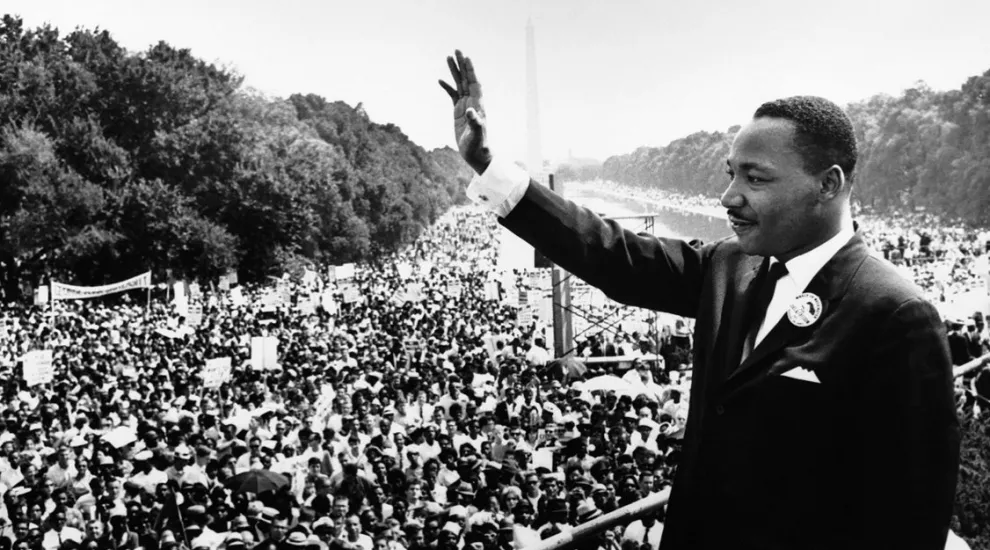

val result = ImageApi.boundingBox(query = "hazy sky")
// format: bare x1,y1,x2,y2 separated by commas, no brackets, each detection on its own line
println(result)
5,0,990,164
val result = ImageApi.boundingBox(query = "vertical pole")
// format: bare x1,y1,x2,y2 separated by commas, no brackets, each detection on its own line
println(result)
549,174,574,358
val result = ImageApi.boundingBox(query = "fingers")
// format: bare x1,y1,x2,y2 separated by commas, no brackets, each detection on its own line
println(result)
455,50,470,97
447,55,463,96
438,80,458,104
463,56,483,99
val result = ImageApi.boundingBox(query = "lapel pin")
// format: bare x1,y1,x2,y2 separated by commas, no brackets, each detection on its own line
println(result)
787,292,823,327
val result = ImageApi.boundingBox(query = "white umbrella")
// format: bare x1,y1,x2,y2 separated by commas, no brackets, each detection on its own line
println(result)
102,426,138,449
578,375,658,400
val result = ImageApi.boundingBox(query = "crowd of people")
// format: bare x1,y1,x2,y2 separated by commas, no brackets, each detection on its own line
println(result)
1,182,986,550
0,206,693,550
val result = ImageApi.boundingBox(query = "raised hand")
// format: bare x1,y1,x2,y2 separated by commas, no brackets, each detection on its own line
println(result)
439,50,492,175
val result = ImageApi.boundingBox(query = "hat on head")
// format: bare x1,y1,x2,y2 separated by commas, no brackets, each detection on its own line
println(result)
283,531,309,548
229,515,250,530
576,501,603,523
224,533,246,549
260,506,280,523
312,516,334,530
448,505,469,520
174,445,192,460
441,522,462,537
455,481,475,497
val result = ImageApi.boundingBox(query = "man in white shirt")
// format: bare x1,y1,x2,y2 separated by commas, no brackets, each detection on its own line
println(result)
41,507,83,550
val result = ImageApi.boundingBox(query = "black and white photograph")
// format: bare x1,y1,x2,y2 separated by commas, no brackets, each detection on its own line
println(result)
0,0,987,549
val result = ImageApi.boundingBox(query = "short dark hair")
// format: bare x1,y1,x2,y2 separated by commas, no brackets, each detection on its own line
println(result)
753,96,857,181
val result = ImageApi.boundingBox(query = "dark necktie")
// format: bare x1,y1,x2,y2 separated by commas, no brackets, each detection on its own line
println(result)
741,260,789,362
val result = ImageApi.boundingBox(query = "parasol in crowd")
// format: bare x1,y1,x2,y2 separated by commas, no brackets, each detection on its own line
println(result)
577,375,658,400
223,469,290,495
102,426,138,449
544,356,588,384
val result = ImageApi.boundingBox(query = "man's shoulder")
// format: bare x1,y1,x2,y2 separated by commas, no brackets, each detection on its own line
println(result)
850,250,932,311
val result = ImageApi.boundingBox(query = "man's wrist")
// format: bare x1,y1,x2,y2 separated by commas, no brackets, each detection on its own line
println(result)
466,156,530,217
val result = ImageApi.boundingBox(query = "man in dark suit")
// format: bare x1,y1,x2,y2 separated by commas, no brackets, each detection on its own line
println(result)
438,51,959,549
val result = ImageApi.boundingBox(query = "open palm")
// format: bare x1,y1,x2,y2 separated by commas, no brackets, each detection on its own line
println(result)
439,50,492,174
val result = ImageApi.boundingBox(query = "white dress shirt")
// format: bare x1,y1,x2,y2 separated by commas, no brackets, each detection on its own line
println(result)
467,157,531,217
754,224,855,347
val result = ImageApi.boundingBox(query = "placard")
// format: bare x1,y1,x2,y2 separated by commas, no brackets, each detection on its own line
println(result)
342,287,361,304
187,304,203,327
23,350,54,387
335,263,356,281
320,291,337,315
34,286,49,306
203,357,232,389
250,337,279,370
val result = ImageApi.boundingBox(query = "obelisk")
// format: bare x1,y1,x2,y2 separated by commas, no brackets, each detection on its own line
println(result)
525,18,543,181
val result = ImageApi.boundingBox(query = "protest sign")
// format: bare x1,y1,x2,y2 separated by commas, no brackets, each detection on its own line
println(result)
484,281,499,301
187,304,203,327
517,308,534,327
320,291,337,314
34,286,49,306
203,357,232,389
23,350,54,387
335,263,356,280
342,286,361,304
250,336,279,370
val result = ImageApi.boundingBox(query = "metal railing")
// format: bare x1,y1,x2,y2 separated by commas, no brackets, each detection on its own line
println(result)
528,355,986,550
531,489,671,550
954,352,990,378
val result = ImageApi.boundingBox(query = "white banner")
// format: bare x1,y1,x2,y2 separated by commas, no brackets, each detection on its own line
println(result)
52,272,151,301
203,357,232,389
23,350,54,387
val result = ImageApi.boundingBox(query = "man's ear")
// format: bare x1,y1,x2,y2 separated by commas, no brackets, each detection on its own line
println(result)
819,165,847,201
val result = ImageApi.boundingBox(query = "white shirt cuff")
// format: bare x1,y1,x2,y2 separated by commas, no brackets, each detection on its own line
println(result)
466,156,531,218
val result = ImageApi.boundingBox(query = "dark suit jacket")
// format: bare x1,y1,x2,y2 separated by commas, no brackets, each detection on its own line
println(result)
500,182,959,550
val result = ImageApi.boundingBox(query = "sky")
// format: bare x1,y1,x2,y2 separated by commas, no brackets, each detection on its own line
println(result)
5,0,990,165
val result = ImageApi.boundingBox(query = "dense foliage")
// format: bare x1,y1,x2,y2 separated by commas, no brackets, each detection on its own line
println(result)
0,15,471,299
562,75,990,226
956,411,990,549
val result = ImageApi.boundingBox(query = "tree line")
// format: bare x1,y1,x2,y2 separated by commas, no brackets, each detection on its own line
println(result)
0,15,474,300
557,72,990,227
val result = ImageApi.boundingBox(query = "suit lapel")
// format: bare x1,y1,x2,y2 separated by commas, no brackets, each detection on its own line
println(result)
716,257,765,380
725,232,869,384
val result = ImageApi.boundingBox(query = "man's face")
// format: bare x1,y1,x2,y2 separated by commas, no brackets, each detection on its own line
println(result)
270,519,288,541
346,516,361,536
333,499,349,518
722,117,828,261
